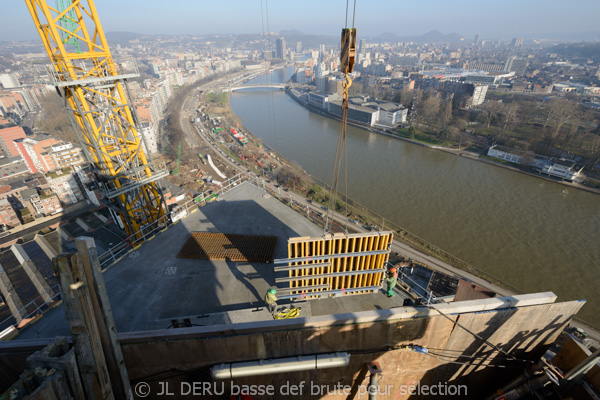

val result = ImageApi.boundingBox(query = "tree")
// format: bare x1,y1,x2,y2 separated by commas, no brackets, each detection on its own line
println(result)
419,93,441,127
399,86,412,108
498,102,520,140
439,99,453,129
480,101,502,129
436,126,451,141
542,98,579,153
37,94,78,143
558,118,580,152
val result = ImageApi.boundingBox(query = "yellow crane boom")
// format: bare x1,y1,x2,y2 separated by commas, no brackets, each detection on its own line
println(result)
25,0,168,239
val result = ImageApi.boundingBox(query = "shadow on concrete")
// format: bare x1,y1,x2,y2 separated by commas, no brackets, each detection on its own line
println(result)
416,305,568,399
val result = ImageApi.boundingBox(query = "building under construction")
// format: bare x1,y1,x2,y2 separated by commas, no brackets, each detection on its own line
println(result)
0,1,598,399
0,181,598,400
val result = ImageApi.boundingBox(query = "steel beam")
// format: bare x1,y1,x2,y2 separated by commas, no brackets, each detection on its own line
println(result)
275,269,386,283
274,250,390,265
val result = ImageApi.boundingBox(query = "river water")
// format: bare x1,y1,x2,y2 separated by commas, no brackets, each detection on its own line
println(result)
230,67,600,327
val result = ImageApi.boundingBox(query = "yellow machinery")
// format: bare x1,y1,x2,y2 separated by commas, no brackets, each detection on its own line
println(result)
25,0,168,239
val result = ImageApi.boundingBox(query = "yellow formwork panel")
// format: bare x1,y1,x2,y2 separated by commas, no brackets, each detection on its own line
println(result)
286,231,394,294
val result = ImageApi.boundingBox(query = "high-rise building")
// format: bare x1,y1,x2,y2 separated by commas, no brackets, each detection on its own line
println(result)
315,63,328,78
0,74,20,89
276,37,286,60
15,135,85,173
511,38,523,47
295,42,302,53
359,39,367,54
473,34,480,45
470,84,488,107
263,50,273,61
0,126,26,157
14,135,59,173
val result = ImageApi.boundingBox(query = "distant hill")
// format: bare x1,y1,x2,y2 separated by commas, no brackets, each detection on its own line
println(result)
104,31,145,46
278,30,337,48
373,30,463,43
538,31,600,41
549,42,600,61
274,29,466,48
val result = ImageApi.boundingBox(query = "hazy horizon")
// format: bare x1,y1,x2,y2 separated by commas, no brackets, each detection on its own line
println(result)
2,0,600,43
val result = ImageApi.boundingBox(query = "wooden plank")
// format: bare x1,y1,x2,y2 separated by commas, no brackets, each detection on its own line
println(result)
75,237,132,400
53,252,114,400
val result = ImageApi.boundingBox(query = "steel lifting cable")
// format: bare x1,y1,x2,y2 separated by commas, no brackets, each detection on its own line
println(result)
264,0,278,152
324,0,357,234
259,0,277,155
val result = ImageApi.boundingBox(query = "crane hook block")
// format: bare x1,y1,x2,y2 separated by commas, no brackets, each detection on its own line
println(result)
340,28,357,75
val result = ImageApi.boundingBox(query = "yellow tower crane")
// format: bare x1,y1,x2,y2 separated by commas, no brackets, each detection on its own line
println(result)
24,0,168,240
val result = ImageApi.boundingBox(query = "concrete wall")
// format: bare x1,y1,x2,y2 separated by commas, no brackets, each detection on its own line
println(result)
116,295,583,399
0,294,585,399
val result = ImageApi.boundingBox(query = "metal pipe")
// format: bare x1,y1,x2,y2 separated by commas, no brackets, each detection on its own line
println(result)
274,262,330,272
210,352,350,379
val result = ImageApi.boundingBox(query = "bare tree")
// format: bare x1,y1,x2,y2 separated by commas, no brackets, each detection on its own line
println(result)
558,118,581,152
543,98,579,152
419,93,441,127
37,93,78,143
499,102,520,137
480,100,502,129
439,99,453,129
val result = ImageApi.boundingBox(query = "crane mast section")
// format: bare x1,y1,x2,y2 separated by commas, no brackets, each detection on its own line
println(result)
24,0,168,238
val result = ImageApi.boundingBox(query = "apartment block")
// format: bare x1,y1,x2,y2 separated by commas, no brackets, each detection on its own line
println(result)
0,126,26,158
45,168,84,205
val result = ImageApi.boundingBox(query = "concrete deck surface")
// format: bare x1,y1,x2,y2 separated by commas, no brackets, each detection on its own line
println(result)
17,182,407,339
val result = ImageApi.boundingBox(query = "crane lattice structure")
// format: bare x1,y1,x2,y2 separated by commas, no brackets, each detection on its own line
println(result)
25,0,168,239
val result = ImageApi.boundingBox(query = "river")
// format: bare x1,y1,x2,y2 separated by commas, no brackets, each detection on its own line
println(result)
229,66,600,327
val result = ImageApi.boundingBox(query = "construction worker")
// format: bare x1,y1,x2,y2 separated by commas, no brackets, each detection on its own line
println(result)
386,267,398,297
265,288,278,314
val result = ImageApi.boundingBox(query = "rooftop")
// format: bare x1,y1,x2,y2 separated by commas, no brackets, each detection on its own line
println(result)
17,182,408,339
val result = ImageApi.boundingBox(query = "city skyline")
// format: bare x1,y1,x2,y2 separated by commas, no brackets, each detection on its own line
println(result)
2,0,600,42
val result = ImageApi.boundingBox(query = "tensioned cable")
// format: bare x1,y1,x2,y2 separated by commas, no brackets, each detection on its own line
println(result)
264,0,278,152
391,263,531,364
324,1,358,234
345,0,349,28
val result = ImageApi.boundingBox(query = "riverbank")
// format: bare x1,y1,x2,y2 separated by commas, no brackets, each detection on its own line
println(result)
285,87,600,197
218,86,595,336
221,88,529,295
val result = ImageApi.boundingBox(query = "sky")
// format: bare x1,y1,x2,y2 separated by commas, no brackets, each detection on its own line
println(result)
2,0,600,42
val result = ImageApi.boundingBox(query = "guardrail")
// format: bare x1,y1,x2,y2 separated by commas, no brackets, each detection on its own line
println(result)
1,172,253,337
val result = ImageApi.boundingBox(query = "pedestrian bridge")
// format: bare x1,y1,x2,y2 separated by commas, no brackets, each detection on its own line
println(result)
226,84,285,92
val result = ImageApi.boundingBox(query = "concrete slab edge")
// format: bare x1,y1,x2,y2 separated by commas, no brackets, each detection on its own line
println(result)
117,292,560,344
